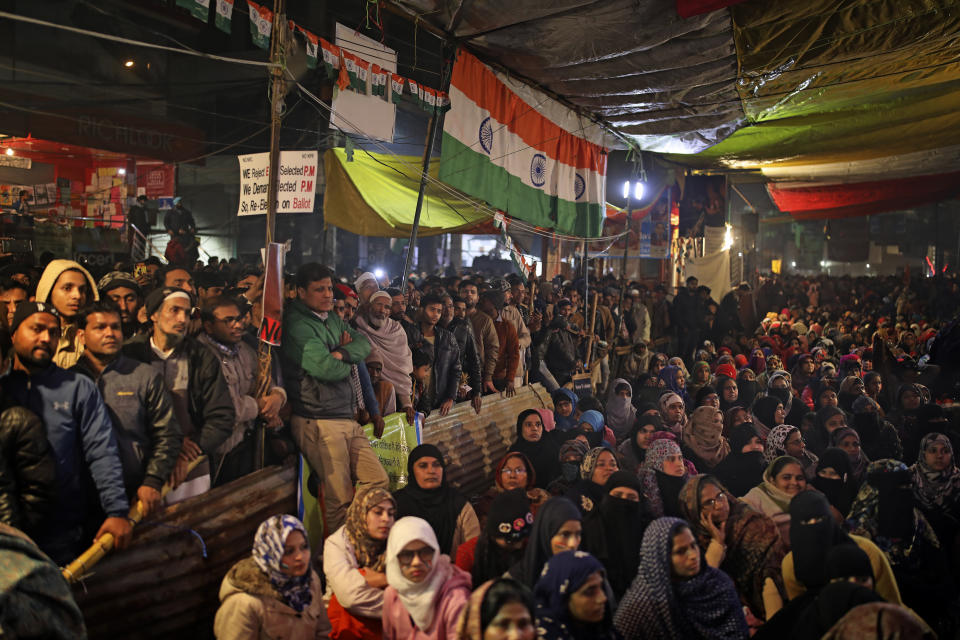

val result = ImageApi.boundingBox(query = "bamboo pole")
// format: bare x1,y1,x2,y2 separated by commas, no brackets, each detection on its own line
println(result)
524,275,536,385
62,456,207,584
585,292,599,369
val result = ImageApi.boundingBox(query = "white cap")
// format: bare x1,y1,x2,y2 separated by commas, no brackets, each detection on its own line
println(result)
354,271,378,290
369,290,392,304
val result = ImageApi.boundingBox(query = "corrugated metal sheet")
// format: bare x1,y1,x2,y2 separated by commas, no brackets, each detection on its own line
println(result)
422,384,553,499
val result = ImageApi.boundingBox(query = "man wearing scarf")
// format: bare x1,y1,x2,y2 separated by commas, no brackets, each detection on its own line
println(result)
354,290,414,420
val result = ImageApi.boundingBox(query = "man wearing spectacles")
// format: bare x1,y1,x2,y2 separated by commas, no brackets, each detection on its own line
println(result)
199,296,286,486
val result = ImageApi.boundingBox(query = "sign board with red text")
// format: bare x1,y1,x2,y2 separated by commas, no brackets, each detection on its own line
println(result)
236,150,318,216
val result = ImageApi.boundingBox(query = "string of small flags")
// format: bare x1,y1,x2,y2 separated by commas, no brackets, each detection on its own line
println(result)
174,0,450,113
493,212,535,282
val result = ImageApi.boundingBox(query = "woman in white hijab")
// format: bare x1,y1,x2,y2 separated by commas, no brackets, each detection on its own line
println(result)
382,517,472,640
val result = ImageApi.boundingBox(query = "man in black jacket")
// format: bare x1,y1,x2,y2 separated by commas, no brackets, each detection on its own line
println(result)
123,287,234,503
672,276,703,365
534,298,580,386
406,293,461,416
74,300,182,517
0,393,55,536
441,294,482,415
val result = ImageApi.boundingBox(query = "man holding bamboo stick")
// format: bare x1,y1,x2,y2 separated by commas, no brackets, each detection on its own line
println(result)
2,302,131,564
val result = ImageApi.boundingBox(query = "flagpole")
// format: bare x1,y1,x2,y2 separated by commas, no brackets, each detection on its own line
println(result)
615,193,632,340
401,47,453,282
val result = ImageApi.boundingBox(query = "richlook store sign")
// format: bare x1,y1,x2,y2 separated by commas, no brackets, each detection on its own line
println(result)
236,150,318,216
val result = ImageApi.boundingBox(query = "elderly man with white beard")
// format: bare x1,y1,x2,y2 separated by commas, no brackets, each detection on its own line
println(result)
354,290,415,421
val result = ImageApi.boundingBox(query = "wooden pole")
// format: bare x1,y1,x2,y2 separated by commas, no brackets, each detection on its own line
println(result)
255,0,286,468
585,292,599,369
61,457,207,583
524,275,536,385
615,194,632,340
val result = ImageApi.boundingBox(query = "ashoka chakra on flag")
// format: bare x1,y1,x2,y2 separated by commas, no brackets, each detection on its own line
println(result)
439,49,608,237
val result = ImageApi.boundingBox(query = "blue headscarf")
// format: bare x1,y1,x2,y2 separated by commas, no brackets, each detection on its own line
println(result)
577,410,606,448
553,389,579,431
658,365,690,405
252,515,313,612
534,550,617,640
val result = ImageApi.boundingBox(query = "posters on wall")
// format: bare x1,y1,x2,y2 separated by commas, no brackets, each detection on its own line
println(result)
237,150,318,216
678,175,726,237
591,186,672,259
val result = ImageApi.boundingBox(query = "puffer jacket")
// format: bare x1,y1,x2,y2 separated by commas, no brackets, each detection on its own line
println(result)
405,323,461,406
0,399,55,533
280,299,371,419
72,354,182,493
214,557,331,640
445,317,482,395
0,363,129,543
123,334,234,457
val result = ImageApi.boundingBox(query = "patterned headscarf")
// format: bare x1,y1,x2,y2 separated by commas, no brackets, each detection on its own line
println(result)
345,486,396,572
764,425,798,464
535,551,616,639
658,392,687,433
911,433,960,513
613,517,749,640
252,515,313,612
643,439,683,472
580,447,611,480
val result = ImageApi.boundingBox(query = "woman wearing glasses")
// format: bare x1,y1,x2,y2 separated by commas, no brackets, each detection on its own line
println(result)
678,475,787,623
383,516,472,640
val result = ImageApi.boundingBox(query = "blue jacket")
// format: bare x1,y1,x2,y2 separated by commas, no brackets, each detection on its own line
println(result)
0,365,129,533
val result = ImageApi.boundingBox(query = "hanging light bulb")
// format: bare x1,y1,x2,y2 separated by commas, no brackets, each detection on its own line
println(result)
4,148,13,156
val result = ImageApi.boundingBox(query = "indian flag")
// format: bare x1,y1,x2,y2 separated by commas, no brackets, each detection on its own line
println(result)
439,49,609,237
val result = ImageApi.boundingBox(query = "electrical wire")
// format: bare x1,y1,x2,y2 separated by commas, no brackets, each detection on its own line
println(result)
0,10,277,68
292,78,626,243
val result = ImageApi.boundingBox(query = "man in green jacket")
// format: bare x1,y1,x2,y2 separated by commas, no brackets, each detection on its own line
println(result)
281,263,388,531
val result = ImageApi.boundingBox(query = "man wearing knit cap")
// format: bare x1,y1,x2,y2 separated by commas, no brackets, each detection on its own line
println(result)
1,301,132,563
98,271,143,339
124,287,235,503
354,289,415,421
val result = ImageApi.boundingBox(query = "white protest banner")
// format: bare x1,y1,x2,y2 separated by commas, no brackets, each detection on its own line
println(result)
237,150,318,216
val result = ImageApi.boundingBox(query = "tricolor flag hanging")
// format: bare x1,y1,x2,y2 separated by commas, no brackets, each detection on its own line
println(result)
391,74,404,103
176,0,210,22
320,38,340,80
247,0,273,50
341,51,360,91
423,87,438,112
355,57,370,93
407,78,425,109
370,64,388,97
493,212,534,282
437,91,451,113
296,26,319,69
214,0,233,33
439,49,608,237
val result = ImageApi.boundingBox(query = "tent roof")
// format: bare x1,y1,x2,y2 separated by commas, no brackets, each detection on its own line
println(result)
323,148,492,237
397,0,960,217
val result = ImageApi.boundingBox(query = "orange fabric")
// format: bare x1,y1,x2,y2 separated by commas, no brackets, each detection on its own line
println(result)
327,591,383,640
451,50,607,174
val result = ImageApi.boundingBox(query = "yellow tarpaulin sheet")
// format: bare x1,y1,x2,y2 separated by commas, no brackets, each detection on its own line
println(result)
323,148,489,237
